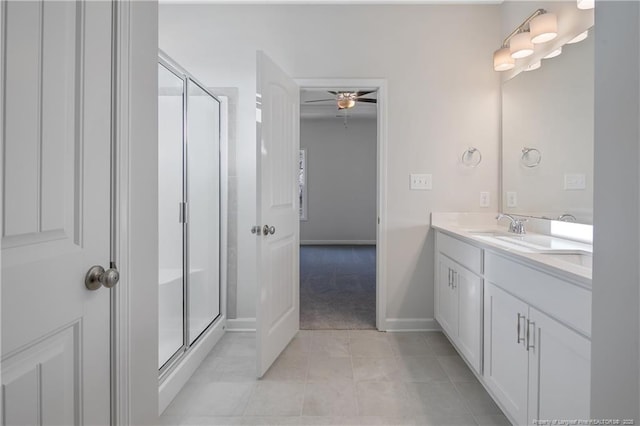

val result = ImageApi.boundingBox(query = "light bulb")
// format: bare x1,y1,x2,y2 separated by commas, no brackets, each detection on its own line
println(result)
543,47,562,59
525,61,541,72
577,0,594,10
567,30,589,44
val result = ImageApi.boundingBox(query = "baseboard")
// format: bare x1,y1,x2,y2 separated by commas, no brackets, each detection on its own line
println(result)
384,318,441,332
300,240,376,245
225,317,256,332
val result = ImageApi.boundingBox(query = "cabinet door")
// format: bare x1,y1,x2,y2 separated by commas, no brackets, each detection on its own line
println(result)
527,307,590,425
455,264,483,374
436,255,458,337
484,283,529,426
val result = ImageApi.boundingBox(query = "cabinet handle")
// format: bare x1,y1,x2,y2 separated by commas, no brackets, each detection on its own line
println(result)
448,268,452,287
516,313,525,344
526,319,535,351
452,270,457,289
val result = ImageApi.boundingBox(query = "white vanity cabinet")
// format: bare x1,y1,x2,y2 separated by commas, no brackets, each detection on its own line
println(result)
435,232,483,374
483,253,591,426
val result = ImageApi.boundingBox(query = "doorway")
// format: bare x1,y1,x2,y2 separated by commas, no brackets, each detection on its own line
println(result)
298,84,383,330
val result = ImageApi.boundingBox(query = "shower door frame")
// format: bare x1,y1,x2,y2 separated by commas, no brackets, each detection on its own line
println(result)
157,52,225,380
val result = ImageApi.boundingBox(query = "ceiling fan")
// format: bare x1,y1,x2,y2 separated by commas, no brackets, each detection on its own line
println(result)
304,90,377,110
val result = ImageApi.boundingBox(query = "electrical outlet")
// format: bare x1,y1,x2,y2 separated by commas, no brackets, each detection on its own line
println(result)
480,192,490,207
410,174,432,190
564,173,586,190
506,191,518,208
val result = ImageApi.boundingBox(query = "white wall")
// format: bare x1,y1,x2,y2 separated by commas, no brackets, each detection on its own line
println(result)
159,4,501,324
591,1,640,420
300,116,377,244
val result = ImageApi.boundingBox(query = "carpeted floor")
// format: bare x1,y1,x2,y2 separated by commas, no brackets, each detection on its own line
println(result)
300,245,376,330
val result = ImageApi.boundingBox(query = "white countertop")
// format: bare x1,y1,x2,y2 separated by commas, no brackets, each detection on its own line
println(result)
431,212,592,286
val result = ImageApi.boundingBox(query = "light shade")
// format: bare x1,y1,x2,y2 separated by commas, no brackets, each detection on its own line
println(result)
525,61,541,72
530,13,558,44
337,99,355,109
510,31,534,59
577,0,594,10
567,30,589,44
543,47,562,59
493,47,515,71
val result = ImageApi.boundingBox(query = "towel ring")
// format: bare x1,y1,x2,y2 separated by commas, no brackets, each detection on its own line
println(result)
461,147,482,168
521,147,541,168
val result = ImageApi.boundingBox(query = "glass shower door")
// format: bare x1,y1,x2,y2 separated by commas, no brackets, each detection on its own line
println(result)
186,79,221,344
158,63,185,369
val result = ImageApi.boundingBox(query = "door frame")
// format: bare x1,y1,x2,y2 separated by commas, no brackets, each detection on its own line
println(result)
295,78,388,331
111,1,159,424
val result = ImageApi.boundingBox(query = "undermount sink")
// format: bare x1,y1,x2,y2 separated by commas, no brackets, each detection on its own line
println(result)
465,230,592,255
542,252,593,268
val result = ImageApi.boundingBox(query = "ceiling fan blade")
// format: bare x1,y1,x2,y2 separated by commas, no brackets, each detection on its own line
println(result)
356,90,376,97
304,99,337,103
357,98,377,104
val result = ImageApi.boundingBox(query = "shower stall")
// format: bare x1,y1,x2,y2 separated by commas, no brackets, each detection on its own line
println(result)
158,54,222,374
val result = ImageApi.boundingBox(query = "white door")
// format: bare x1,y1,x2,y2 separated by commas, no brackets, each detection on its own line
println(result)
255,51,300,377
527,307,590,425
2,1,113,424
483,283,529,426
455,264,483,374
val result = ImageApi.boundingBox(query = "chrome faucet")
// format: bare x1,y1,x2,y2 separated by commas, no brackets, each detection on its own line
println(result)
496,213,527,235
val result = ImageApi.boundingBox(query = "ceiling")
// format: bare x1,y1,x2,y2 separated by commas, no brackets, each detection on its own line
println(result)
161,1,503,4
300,88,378,119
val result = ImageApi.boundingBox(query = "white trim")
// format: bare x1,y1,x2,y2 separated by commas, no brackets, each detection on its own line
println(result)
300,240,376,246
295,78,388,331
158,319,225,414
114,2,159,424
225,318,257,332
384,318,442,332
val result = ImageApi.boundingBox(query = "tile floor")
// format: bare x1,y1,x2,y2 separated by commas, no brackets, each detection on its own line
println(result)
160,331,510,426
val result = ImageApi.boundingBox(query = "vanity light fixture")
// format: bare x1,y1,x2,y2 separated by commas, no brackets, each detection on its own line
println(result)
543,47,562,59
577,0,594,10
493,9,557,72
567,30,589,44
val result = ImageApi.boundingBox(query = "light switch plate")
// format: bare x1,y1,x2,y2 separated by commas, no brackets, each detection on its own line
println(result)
564,173,586,190
410,174,432,190
480,192,490,208
506,191,517,208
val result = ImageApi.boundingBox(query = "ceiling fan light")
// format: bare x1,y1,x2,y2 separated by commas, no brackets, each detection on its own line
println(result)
337,99,355,109
530,13,558,44
493,47,515,71
510,31,535,59
567,30,589,44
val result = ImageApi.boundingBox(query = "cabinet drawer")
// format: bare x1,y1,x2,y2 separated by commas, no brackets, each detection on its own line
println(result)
437,232,482,274
485,252,591,337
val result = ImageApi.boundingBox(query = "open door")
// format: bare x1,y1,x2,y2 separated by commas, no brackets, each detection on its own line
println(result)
1,1,113,424
255,51,300,377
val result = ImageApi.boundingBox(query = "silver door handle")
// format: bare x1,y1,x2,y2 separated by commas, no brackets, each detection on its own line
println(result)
448,268,452,287
85,265,120,290
263,225,275,236
451,270,457,289
526,319,535,351
517,313,525,344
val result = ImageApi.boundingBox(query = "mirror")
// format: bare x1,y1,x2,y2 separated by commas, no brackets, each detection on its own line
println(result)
502,33,594,224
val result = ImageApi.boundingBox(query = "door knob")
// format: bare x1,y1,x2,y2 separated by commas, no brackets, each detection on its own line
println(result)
85,265,120,290
263,225,276,236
